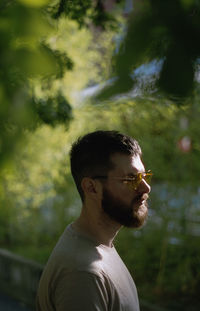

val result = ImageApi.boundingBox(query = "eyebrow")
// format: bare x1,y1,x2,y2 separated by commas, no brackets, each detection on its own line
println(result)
126,173,137,177
126,171,145,177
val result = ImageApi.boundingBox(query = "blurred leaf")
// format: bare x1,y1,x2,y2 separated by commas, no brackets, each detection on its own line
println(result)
0,0,121,167
180,0,195,10
34,93,72,126
17,0,50,8
15,48,56,77
158,45,194,99
97,0,200,102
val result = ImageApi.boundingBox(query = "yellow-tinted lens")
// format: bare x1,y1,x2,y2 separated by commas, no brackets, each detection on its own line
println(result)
144,171,152,184
132,178,139,189
136,173,143,187
123,171,152,190
124,178,138,190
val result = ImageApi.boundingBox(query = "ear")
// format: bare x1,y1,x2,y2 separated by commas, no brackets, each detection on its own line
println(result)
81,177,102,200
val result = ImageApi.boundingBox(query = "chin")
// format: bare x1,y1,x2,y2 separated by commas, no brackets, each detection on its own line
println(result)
129,203,148,228
137,202,148,216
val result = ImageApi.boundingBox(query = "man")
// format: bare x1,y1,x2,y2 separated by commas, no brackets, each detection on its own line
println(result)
36,130,152,311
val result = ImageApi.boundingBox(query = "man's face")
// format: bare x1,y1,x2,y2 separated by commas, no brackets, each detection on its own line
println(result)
101,153,151,228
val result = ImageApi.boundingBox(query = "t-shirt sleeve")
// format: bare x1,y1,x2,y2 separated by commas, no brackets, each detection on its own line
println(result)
53,270,111,311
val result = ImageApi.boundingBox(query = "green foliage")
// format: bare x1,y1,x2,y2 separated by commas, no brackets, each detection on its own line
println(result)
81,97,200,183
0,125,77,262
33,93,72,126
0,0,120,168
51,0,123,29
0,0,72,167
97,0,200,102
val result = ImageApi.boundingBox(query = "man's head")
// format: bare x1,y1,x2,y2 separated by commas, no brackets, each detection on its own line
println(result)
70,130,151,228
70,130,142,200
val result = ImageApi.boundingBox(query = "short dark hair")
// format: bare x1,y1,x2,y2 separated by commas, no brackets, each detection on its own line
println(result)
70,130,142,201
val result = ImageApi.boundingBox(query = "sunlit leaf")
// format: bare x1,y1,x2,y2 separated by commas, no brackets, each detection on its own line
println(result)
17,0,50,8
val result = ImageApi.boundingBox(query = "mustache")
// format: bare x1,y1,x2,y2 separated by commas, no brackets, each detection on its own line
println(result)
133,193,149,203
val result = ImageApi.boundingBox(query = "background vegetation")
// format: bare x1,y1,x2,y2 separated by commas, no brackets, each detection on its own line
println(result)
1,1,200,310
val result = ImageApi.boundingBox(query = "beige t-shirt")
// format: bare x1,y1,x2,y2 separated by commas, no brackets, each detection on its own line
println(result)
36,224,140,311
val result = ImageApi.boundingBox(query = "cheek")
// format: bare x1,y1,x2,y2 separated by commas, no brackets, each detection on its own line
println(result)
117,188,136,205
106,182,137,204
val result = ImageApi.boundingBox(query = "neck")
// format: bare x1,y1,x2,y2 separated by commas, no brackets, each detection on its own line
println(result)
72,201,121,247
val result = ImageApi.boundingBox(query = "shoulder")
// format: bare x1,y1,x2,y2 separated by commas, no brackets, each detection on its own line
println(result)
45,225,105,276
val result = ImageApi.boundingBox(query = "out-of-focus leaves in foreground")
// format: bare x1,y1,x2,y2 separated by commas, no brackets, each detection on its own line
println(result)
0,0,123,167
0,0,73,166
33,93,72,126
97,0,200,102
50,0,122,30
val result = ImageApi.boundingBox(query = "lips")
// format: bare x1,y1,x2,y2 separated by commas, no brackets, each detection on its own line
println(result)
132,193,149,211
142,193,149,201
134,193,149,204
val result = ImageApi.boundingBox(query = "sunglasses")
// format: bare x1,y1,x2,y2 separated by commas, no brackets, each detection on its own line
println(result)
92,170,153,190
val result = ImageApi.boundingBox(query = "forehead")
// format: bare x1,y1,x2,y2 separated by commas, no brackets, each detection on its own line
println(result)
109,153,145,176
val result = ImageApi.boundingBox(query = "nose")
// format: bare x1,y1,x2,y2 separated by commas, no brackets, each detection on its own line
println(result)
138,178,151,194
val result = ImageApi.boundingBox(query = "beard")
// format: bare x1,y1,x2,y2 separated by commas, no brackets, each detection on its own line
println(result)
101,187,148,228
